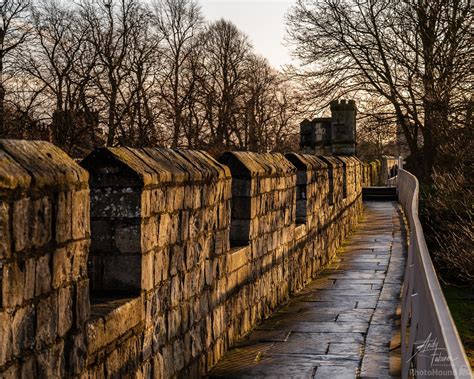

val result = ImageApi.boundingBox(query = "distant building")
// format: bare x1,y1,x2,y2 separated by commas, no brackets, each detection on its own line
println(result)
300,99,356,156
300,117,332,155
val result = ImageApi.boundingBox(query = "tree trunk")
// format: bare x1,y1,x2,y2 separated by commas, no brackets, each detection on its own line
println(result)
107,86,117,146
0,83,5,138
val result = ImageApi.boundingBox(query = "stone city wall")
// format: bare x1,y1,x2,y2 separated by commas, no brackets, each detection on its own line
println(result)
0,140,90,378
361,156,398,187
1,140,370,378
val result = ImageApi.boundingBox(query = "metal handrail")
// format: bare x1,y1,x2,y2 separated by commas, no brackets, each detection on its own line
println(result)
398,169,472,378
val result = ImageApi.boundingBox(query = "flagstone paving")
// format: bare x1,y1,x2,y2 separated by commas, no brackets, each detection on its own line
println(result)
208,201,407,379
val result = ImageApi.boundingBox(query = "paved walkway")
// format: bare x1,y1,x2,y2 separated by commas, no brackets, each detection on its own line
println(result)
209,202,407,379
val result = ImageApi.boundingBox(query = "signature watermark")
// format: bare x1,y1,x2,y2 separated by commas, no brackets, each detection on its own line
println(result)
407,333,472,377
408,333,453,367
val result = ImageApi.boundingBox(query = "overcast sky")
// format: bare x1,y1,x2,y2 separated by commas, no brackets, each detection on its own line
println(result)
200,0,296,69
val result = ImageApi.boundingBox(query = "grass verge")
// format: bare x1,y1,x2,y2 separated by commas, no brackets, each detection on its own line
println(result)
443,286,474,368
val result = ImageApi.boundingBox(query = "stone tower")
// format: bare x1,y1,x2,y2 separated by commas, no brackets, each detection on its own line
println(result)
300,118,315,150
299,117,332,155
330,99,356,155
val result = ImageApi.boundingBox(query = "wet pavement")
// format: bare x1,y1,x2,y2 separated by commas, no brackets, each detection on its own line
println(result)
209,202,407,379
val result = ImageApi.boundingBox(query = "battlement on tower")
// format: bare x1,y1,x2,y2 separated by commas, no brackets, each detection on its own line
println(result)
300,99,357,155
329,99,356,110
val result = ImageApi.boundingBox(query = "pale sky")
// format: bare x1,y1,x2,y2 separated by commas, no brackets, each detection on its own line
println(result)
200,0,296,69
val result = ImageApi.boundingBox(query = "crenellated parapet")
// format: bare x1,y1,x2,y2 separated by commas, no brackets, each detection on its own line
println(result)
0,140,369,378
0,140,90,377
80,147,232,377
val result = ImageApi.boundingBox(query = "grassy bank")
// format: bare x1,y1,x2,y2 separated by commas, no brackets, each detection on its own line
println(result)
443,286,474,368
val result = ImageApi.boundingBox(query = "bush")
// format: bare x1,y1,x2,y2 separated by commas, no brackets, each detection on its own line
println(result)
419,169,474,285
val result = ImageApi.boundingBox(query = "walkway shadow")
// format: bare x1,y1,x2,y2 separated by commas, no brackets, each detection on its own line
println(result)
209,202,407,379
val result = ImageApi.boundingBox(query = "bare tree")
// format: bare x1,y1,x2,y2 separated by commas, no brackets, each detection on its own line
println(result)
152,0,203,147
180,40,208,148
200,19,251,153
0,1,304,156
19,0,98,153
287,0,472,179
266,77,303,153
80,0,147,146
0,0,31,136
237,55,276,151
119,9,162,147
356,97,398,159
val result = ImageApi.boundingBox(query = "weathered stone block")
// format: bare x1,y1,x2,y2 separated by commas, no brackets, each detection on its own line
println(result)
141,217,159,254
105,347,121,377
162,343,174,378
158,213,171,247
217,201,231,230
188,211,202,240
20,354,36,378
170,245,185,276
71,240,89,281
103,297,141,343
183,331,192,366
52,247,71,289
204,259,216,287
0,310,12,366
212,305,224,339
152,315,166,349
57,286,73,337
30,196,52,247
152,352,164,379
1,364,19,378
68,333,87,375
149,188,165,215
167,186,184,212
185,243,196,271
167,308,181,339
13,197,29,252
35,253,51,296
173,339,185,372
36,341,65,378
12,304,35,356
181,302,190,334
226,246,249,273
86,297,141,355
184,185,201,210
170,275,182,307
154,248,169,285
182,271,197,300
75,279,90,329
72,189,89,239
141,251,154,291
2,261,25,308
0,202,11,259
237,264,250,287
36,294,58,347
24,258,35,301
141,190,152,218
85,317,105,355
142,327,153,360
56,191,72,243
